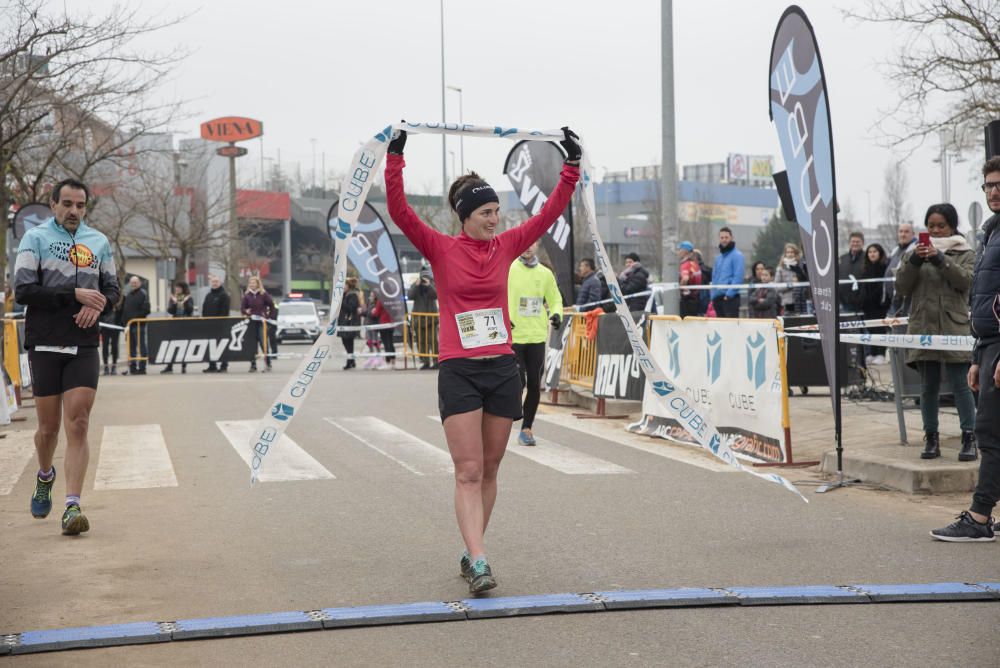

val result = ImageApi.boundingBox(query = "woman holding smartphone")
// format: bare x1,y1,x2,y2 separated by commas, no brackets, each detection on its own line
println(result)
895,203,977,461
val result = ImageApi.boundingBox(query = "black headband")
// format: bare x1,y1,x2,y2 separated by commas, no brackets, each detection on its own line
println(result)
455,182,499,222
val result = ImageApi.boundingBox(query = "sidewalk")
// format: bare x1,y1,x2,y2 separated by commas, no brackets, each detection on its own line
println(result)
563,381,980,495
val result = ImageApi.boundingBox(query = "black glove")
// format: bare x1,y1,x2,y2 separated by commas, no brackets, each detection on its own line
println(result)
550,313,562,329
388,128,407,155
559,126,582,162
908,252,925,266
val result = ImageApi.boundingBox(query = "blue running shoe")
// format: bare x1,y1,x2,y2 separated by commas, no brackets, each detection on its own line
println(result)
61,504,89,536
31,468,56,518
468,558,497,594
517,430,536,446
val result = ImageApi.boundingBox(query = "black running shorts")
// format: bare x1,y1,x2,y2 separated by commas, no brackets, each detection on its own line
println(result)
28,346,100,397
438,355,523,422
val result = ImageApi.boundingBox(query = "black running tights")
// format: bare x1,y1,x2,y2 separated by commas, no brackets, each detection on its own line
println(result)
513,342,545,430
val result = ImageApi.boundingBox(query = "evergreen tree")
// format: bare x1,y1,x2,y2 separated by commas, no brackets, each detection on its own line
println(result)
752,208,801,267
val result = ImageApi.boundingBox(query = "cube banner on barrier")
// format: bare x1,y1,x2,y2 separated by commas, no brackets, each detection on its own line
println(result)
629,318,789,465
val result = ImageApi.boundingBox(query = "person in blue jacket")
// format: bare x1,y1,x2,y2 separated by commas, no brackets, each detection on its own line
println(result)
710,227,745,318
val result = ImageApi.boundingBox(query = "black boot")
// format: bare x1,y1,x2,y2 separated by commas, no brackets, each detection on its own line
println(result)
920,431,940,459
958,430,978,462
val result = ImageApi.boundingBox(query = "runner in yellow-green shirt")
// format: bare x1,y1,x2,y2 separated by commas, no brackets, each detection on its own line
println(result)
508,241,563,446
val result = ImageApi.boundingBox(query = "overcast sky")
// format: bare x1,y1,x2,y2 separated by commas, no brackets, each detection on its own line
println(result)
85,0,990,233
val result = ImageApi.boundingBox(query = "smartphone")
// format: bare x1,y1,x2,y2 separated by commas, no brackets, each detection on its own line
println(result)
918,232,931,246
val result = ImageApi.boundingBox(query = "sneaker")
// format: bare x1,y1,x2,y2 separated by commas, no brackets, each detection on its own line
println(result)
518,430,536,446
30,468,56,518
459,552,473,581
61,504,90,536
468,557,497,594
930,511,995,542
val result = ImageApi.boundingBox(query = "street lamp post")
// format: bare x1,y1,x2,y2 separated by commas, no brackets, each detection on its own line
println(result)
310,138,317,193
660,0,679,312
447,85,464,176
439,0,448,209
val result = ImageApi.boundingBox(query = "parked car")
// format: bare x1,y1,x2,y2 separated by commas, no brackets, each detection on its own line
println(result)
276,297,321,343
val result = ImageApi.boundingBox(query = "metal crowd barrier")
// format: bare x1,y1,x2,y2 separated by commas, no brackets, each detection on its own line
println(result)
560,313,598,389
402,312,440,364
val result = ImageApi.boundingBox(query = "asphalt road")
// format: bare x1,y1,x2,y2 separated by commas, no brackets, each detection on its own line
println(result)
1,351,997,666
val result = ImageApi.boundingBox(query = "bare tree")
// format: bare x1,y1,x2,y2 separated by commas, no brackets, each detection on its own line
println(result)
90,151,227,283
847,1,1000,151
879,160,911,246
1,0,186,288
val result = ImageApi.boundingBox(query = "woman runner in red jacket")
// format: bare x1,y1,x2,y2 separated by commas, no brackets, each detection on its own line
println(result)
385,127,581,592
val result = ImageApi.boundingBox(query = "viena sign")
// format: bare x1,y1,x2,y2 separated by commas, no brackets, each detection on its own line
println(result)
200,116,264,143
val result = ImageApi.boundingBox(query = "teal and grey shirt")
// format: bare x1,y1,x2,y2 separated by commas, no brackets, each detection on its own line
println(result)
13,217,119,348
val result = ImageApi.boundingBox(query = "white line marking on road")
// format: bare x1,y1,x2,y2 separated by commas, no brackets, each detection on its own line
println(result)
536,413,734,473
325,417,453,476
216,420,335,482
0,430,36,495
94,424,179,490
424,416,633,475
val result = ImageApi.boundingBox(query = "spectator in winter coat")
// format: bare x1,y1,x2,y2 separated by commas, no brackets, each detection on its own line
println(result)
895,203,976,462
201,274,231,373
161,282,194,374
370,296,396,367
338,277,364,370
408,267,439,369
677,241,702,317
575,258,603,312
886,223,917,317
838,231,865,313
774,243,809,314
618,252,650,312
748,267,781,318
710,227,745,318
859,244,891,364
121,275,151,375
241,276,275,372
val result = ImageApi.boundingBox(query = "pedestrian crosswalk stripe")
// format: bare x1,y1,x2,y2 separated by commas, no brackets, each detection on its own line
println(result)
325,417,453,476
216,420,335,482
505,432,634,475
94,424,179,490
536,413,734,473
0,430,36,496
424,416,632,475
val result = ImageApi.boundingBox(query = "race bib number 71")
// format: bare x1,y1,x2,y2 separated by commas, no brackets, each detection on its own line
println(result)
456,308,508,349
